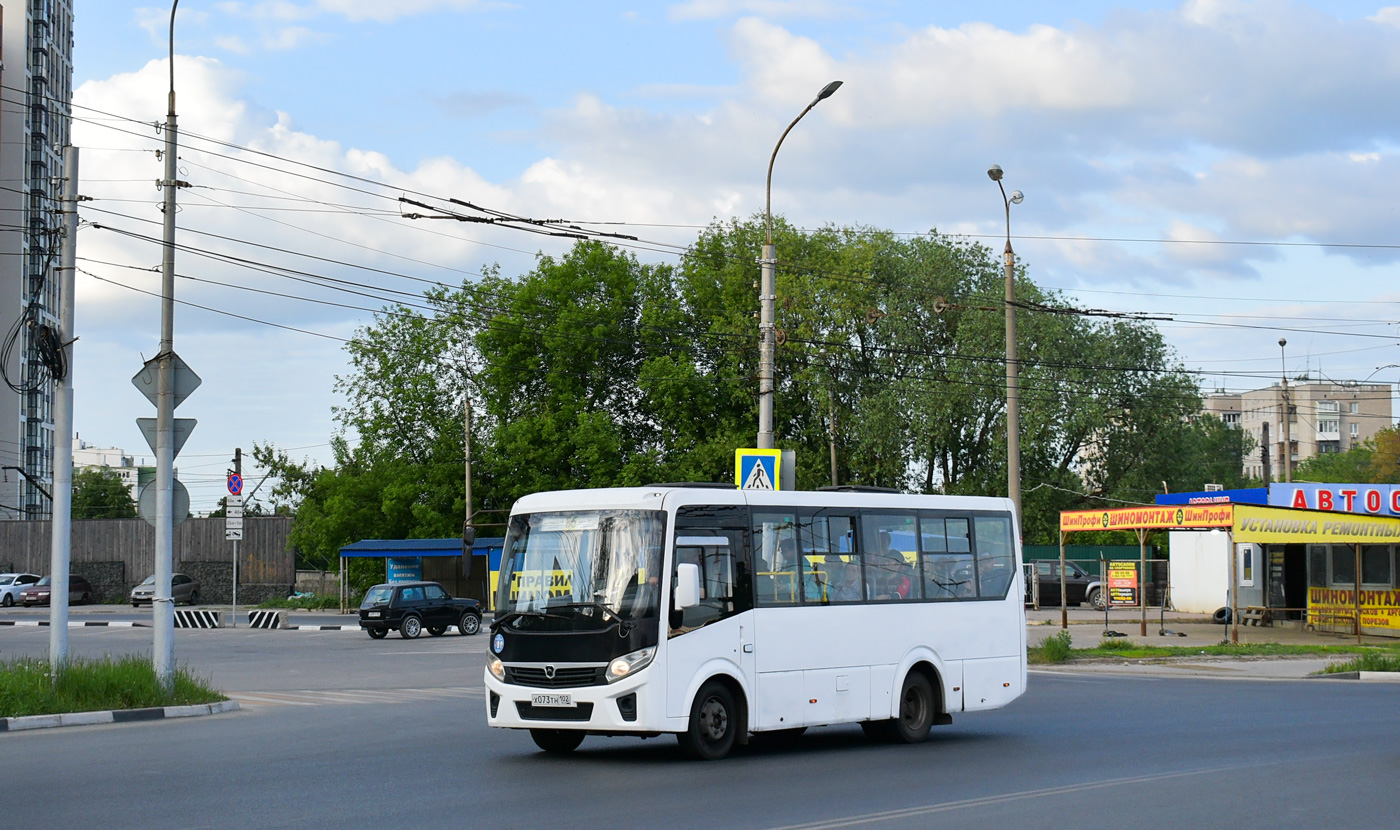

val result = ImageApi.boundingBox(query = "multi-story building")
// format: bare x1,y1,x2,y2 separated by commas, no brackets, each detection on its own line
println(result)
0,0,75,519
72,435,156,505
1203,381,1392,482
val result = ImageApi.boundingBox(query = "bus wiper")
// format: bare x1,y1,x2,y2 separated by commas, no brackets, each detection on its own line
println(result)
491,609,570,632
552,602,633,635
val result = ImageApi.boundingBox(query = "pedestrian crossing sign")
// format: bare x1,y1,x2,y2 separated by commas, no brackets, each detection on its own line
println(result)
735,449,783,490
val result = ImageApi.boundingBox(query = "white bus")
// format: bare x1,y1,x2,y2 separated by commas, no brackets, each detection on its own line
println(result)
482,484,1026,759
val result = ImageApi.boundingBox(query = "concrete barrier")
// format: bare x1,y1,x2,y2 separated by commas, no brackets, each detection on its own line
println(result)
247,609,285,629
173,609,222,629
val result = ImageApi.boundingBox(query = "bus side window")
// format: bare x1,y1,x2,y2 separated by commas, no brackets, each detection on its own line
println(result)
922,515,975,600
752,511,800,606
799,512,860,604
974,515,1015,599
860,512,918,602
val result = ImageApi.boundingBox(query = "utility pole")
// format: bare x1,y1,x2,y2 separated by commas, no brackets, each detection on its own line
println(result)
231,447,241,626
987,165,1025,527
1279,338,1292,483
49,146,79,671
152,1,182,689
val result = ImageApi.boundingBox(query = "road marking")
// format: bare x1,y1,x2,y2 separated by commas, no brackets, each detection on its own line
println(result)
764,765,1264,830
229,686,483,708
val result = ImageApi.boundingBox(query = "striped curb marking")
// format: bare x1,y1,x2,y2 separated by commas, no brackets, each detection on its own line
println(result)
174,609,223,629
229,686,483,708
0,700,240,733
0,620,145,628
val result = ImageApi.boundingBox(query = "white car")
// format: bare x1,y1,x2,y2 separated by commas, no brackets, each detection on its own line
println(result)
0,573,41,606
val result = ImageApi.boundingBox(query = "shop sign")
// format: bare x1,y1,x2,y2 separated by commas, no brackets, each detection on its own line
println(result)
1270,483,1400,517
1233,504,1400,544
1060,504,1233,532
1308,587,1400,631
1108,561,1138,607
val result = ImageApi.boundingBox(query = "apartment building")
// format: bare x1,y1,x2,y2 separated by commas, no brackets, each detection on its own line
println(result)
0,0,74,519
1203,381,1392,481
72,435,156,505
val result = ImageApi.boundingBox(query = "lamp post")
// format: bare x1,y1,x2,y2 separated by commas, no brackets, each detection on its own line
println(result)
1279,338,1292,483
988,164,1024,524
758,79,842,450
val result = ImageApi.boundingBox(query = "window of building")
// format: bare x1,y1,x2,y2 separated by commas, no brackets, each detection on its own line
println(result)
1237,544,1255,587
1331,545,1356,586
1350,423,1360,438
1317,418,1339,434
1317,400,1339,414
1350,402,1360,414
1362,545,1391,586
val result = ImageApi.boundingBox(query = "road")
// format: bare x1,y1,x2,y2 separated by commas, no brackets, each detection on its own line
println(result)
0,626,1394,829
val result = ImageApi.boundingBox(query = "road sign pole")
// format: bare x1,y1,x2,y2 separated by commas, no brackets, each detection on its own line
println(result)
231,540,239,628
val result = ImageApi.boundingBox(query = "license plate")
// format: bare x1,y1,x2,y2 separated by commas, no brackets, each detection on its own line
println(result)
531,693,573,708
367,611,380,618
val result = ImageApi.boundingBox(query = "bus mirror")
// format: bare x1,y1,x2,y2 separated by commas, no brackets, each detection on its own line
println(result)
462,522,476,578
674,563,701,609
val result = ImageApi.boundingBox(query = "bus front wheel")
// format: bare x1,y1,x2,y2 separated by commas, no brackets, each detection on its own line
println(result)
678,680,738,760
530,729,585,754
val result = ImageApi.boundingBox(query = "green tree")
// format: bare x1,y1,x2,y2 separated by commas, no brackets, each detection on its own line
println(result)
71,467,137,519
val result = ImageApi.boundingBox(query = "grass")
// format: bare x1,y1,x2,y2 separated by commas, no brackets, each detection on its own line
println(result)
1320,650,1400,674
1027,637,1400,665
256,593,348,610
0,654,226,719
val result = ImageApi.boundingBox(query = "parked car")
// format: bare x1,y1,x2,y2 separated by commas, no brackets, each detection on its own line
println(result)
20,574,94,606
0,573,41,606
130,573,202,606
1026,560,1103,610
359,581,482,639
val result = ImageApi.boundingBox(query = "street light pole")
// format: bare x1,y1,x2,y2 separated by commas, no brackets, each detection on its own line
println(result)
1280,338,1292,483
758,79,842,450
987,165,1024,526
153,0,181,689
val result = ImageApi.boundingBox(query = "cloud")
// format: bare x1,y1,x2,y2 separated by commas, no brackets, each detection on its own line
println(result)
261,26,327,50
311,0,512,24
669,0,858,22
434,90,531,119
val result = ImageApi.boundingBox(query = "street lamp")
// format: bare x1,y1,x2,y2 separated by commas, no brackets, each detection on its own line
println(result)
757,79,842,450
988,164,1024,524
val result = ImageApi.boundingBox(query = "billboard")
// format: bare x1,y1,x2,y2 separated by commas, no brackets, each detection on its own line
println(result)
1269,483,1400,517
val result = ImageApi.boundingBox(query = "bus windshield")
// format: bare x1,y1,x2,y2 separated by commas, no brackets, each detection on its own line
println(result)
497,509,666,626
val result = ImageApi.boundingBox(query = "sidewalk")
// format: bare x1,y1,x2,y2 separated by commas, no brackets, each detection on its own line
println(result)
1026,607,1398,680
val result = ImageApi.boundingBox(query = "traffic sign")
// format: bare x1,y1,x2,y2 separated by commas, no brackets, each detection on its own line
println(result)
228,473,243,495
138,480,191,528
136,417,197,458
735,449,782,490
226,526,244,541
131,352,202,410
226,495,243,518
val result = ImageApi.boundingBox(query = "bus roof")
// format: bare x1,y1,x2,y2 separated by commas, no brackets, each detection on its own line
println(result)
509,486,1014,516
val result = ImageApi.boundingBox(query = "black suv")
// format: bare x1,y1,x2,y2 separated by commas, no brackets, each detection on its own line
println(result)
359,581,483,639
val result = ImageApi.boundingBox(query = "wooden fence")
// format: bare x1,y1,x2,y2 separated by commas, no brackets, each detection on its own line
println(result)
0,517,294,595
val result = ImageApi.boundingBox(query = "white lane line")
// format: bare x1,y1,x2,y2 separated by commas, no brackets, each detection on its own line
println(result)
764,764,1269,830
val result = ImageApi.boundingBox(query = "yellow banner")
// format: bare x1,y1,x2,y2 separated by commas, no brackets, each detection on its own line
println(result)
1059,504,1233,532
1232,504,1400,544
1308,586,1400,631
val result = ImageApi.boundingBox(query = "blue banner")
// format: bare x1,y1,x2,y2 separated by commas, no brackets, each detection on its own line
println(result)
386,557,423,582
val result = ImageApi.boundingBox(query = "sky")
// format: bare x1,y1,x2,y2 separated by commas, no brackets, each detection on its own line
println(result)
66,0,1400,511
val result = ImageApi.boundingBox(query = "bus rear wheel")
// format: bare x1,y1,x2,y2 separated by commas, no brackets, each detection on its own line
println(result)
678,680,738,760
530,729,585,754
864,673,935,744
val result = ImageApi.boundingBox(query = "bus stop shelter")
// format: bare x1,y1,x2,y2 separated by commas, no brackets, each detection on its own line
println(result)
337,537,504,612
1058,503,1400,642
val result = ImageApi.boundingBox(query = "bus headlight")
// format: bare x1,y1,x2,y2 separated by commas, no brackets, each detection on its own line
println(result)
488,657,505,681
606,647,655,683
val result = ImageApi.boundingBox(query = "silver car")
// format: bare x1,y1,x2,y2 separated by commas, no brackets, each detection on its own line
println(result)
0,573,41,606
131,573,202,606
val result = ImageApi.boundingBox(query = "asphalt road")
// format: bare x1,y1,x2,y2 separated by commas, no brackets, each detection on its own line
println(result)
1,627,1395,829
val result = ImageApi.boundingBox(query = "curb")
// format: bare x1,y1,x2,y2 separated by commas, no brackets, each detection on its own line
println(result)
0,620,145,628
0,699,240,733
1307,670,1400,682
